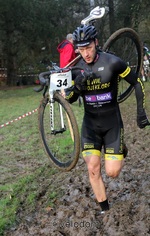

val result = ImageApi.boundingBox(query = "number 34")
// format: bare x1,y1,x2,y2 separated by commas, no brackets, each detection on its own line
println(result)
57,79,68,87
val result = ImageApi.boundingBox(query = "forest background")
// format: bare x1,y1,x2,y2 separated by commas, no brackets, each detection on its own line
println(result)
0,0,150,86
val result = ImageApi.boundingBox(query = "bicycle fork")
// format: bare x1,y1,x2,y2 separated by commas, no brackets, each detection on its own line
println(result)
49,99,66,135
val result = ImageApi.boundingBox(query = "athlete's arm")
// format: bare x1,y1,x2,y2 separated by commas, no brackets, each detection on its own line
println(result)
117,60,150,128
119,65,145,113
111,56,149,128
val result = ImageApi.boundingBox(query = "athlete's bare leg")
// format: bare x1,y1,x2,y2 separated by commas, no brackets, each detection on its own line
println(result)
105,159,124,178
83,154,124,202
83,154,107,202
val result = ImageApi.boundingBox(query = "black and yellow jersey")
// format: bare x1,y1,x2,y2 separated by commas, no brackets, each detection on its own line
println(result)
66,51,145,116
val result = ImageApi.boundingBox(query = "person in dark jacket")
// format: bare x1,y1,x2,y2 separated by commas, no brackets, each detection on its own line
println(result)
64,24,150,214
57,33,77,68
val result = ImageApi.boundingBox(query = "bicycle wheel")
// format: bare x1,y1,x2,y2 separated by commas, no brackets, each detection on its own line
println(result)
102,28,143,103
38,92,80,171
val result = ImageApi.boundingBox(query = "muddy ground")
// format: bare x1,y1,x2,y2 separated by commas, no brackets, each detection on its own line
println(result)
3,92,150,236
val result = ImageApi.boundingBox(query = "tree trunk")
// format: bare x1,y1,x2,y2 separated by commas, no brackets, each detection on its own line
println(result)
108,0,115,34
5,29,18,86
6,55,17,86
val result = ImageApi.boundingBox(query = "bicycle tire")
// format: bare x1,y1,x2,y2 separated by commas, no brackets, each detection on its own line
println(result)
38,92,80,171
102,27,143,103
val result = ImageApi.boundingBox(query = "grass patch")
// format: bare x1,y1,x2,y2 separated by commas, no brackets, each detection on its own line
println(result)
0,176,34,234
0,86,84,234
0,165,59,234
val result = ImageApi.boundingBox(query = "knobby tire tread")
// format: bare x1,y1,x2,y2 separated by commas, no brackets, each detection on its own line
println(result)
38,92,80,171
103,27,143,103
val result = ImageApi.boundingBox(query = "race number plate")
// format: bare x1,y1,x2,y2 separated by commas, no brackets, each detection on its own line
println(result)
49,70,72,91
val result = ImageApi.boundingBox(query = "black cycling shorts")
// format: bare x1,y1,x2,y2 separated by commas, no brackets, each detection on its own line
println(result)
81,107,124,159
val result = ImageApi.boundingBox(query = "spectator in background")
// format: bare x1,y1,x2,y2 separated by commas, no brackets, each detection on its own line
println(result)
57,33,77,68
141,46,150,82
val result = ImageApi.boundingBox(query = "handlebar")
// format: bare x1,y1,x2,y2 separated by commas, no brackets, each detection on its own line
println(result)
34,65,93,93
34,85,45,92
33,67,70,93
33,71,51,92
38,71,51,85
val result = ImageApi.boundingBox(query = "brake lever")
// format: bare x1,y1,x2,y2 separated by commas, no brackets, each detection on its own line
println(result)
33,85,44,92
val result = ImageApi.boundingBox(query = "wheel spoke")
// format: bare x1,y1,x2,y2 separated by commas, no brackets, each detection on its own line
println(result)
38,93,80,171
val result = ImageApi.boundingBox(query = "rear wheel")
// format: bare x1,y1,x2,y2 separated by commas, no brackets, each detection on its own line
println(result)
38,92,80,171
103,28,143,103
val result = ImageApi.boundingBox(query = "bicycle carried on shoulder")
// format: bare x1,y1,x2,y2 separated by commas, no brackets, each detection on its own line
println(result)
35,6,143,171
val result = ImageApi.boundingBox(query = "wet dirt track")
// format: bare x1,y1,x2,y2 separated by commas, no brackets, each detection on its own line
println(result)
4,95,150,236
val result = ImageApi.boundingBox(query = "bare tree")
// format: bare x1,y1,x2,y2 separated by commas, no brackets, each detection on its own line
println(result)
108,0,115,34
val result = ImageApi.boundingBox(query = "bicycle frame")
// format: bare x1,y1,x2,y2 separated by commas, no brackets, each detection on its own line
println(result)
49,100,66,135
48,69,72,135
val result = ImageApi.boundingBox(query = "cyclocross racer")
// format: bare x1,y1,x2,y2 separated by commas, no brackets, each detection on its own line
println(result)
64,24,150,213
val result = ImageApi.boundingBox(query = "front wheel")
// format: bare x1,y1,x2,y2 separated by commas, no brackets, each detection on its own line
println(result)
38,92,80,171
103,27,143,103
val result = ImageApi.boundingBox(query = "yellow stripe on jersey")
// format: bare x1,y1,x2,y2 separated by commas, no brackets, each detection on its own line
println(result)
105,154,124,160
119,67,131,78
82,149,101,157
137,77,145,108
